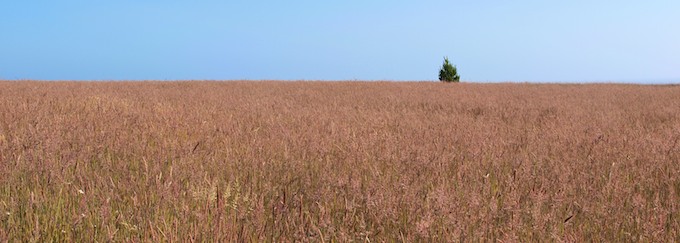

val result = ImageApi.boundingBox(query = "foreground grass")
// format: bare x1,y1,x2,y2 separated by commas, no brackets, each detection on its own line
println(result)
0,81,679,241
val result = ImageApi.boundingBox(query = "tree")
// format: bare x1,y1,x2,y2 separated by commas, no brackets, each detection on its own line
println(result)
439,57,460,82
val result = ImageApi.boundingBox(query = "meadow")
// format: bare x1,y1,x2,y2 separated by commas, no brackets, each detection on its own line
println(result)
0,81,679,241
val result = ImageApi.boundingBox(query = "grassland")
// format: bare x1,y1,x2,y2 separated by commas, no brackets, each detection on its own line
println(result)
0,81,679,241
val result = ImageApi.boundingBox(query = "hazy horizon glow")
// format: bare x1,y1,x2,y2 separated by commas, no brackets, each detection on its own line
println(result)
1,1,679,83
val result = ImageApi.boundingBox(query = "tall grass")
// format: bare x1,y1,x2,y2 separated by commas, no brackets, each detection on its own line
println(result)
0,81,679,241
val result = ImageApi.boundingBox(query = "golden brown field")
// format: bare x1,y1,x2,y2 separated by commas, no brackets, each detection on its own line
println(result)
0,81,679,241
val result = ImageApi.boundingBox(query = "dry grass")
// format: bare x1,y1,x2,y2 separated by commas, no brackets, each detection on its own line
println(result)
0,81,679,241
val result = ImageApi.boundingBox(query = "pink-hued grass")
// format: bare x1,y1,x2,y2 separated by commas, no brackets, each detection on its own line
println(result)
0,81,679,241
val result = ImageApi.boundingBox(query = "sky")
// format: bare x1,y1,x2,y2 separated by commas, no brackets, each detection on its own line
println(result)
1,1,679,83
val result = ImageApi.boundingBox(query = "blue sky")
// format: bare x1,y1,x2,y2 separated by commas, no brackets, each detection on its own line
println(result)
1,1,679,82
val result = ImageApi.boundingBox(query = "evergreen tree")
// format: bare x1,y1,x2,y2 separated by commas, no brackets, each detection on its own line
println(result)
439,57,460,82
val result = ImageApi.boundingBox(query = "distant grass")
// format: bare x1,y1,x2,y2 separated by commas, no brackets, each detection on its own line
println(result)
0,81,679,241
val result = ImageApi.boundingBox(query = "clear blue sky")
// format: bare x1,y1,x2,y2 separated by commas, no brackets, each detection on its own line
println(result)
1,1,679,82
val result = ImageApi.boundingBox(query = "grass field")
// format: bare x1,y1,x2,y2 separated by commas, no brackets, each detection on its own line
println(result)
0,81,679,241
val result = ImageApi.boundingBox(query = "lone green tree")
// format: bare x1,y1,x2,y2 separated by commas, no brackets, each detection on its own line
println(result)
439,57,460,82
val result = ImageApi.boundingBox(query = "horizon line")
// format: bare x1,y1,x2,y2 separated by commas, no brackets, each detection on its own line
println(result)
0,79,678,85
